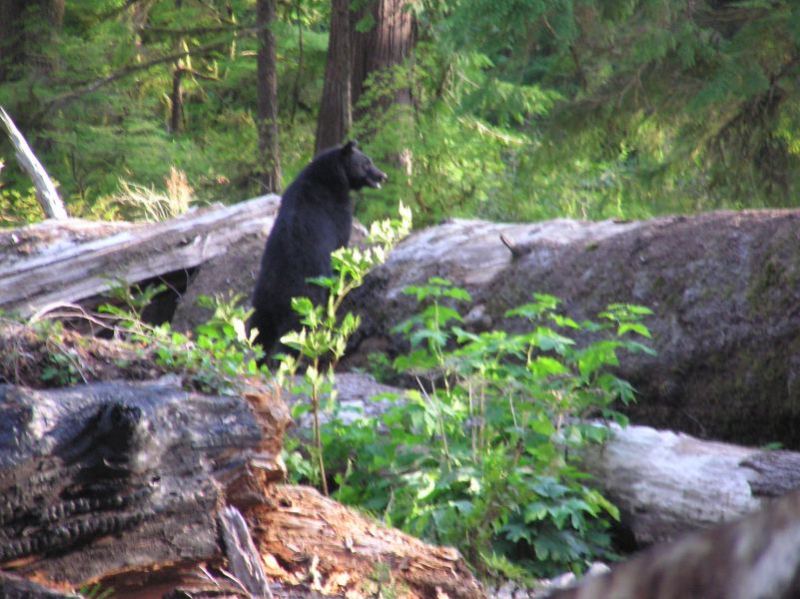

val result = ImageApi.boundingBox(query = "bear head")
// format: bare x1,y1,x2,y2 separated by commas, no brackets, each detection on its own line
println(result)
341,140,388,191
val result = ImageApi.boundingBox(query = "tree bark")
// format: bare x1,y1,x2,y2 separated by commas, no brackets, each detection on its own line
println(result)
170,65,185,133
350,0,416,176
256,0,282,193
314,0,353,155
0,380,287,589
350,0,415,120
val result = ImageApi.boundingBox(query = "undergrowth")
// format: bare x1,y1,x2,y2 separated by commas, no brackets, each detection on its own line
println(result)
2,202,653,582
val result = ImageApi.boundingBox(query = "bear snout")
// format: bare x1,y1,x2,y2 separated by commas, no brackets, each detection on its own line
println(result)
368,167,388,189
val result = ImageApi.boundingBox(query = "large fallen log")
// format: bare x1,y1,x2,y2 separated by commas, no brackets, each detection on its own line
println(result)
0,377,483,598
0,194,280,318
336,211,800,450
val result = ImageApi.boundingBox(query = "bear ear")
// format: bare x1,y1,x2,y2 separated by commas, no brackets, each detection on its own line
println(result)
342,140,358,155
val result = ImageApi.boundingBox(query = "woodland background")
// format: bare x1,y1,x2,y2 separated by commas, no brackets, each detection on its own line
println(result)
1,0,800,228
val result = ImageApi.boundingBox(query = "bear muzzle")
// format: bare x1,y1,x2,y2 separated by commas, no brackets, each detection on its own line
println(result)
366,167,388,189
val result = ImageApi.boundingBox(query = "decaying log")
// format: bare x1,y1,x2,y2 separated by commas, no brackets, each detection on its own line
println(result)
336,211,800,450
547,488,800,599
251,484,485,599
0,107,67,220
0,194,280,318
0,372,483,597
0,379,287,591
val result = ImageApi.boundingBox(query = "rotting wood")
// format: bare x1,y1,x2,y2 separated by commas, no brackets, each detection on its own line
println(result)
0,380,286,589
250,484,485,599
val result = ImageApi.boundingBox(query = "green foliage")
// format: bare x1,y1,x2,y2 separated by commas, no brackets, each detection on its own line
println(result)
279,203,413,494
100,287,263,395
291,278,654,578
3,1,799,226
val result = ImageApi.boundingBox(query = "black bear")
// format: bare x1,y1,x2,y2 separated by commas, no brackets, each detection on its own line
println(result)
248,140,387,358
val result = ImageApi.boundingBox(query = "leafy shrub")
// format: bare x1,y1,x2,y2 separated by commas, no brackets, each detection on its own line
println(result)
291,278,654,578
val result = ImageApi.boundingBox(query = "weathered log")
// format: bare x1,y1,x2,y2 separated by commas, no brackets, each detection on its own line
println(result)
580,423,800,545
547,488,800,599
335,211,800,449
0,195,280,318
0,380,286,590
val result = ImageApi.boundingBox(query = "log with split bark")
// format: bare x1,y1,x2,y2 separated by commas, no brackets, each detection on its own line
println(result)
0,378,483,598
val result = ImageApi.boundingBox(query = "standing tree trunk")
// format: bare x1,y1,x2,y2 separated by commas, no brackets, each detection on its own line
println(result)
350,0,415,121
350,0,415,176
314,0,353,155
256,0,282,193
170,61,185,133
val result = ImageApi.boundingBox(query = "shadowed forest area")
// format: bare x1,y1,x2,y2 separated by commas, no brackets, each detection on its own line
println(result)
1,0,799,227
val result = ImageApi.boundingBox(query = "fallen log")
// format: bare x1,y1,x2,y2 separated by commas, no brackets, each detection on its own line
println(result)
335,211,800,450
580,423,800,545
0,194,280,318
0,376,483,598
0,379,286,591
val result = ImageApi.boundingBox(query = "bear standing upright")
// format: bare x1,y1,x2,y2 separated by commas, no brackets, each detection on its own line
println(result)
248,141,387,357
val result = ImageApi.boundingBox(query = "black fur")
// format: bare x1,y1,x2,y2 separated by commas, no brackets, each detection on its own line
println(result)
248,141,387,358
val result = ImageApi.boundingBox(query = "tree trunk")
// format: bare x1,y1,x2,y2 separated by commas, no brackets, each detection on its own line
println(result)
256,0,282,193
170,65,185,133
350,0,415,177
314,0,353,155
350,0,415,120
